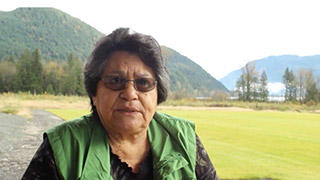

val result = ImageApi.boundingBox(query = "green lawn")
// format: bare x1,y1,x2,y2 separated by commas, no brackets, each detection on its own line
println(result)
47,109,320,180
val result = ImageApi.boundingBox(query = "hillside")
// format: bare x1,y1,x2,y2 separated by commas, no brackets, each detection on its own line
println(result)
0,8,103,60
162,47,229,94
0,8,228,95
220,55,320,91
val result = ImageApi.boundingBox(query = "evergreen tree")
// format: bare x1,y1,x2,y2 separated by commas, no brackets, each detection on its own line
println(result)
259,71,269,102
46,84,55,94
63,54,77,95
30,48,44,94
44,70,57,94
8,54,15,63
252,81,259,101
74,58,85,96
0,60,16,92
15,48,44,94
305,82,318,103
16,49,33,92
304,70,319,103
63,53,85,95
283,68,297,102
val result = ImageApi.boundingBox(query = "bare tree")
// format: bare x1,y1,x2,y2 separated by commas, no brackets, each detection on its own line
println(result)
236,62,259,101
296,68,306,102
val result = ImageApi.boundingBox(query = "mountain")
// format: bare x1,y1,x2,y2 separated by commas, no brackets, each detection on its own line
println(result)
220,55,320,91
0,8,228,94
0,8,104,60
162,47,229,93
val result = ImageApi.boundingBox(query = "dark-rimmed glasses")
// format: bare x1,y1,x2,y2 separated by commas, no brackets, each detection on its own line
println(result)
100,76,158,92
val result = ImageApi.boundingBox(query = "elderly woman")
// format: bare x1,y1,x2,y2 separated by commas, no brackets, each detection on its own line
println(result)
22,28,219,180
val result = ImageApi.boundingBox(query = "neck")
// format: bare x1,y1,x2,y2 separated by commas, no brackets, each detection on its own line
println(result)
107,127,148,144
107,130,150,173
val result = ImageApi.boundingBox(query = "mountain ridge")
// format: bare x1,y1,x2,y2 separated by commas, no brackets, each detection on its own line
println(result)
0,7,228,94
220,54,320,92
0,7,104,60
163,46,228,93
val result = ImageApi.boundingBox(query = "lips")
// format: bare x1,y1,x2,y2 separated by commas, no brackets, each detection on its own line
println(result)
117,108,136,112
116,107,139,113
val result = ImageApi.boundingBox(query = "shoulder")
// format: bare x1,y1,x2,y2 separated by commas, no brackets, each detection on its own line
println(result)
46,114,97,141
47,114,94,132
153,111,195,129
151,112,196,144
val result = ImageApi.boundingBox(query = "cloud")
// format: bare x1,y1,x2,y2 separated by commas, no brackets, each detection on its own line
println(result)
268,82,285,95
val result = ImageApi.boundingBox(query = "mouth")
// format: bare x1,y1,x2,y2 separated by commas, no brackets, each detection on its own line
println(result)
116,107,139,113
117,108,137,112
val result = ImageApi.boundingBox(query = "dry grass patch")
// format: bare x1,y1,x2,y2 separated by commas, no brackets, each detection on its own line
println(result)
0,93,90,118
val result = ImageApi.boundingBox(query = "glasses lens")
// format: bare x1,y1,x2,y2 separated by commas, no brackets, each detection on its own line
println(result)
101,76,157,92
135,78,157,92
102,76,125,90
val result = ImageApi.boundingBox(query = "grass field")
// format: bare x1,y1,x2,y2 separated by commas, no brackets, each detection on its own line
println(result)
161,110,320,180
46,108,320,180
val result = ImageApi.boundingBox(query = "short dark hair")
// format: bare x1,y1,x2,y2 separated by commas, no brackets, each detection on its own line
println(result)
84,28,169,113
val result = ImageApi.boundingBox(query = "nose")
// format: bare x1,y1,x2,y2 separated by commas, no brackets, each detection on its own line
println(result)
120,80,138,101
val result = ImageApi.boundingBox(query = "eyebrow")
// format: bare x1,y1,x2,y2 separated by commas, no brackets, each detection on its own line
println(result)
107,70,125,76
136,73,152,78
105,71,153,78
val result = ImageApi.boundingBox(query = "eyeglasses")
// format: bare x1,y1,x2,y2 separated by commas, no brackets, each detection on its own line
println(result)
100,76,158,92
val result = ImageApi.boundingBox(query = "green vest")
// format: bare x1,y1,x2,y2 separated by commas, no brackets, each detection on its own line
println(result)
47,112,197,180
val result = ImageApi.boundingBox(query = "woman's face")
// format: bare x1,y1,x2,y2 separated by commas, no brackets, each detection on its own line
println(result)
92,51,158,135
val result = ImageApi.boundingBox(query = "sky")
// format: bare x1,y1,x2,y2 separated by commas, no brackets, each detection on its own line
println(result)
1,0,320,80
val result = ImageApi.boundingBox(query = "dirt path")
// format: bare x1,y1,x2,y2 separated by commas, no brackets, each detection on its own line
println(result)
0,109,63,180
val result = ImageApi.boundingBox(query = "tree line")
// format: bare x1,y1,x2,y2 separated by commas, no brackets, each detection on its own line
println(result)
235,63,269,102
0,49,85,95
235,63,320,104
0,48,228,100
283,67,320,103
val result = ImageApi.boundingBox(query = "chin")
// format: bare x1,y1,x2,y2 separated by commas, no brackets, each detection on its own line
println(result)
117,118,146,130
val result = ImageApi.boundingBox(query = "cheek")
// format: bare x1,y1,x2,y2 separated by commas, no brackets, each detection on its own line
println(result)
143,91,158,114
94,83,117,110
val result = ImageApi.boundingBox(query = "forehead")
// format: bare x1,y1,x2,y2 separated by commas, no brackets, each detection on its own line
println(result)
103,51,154,76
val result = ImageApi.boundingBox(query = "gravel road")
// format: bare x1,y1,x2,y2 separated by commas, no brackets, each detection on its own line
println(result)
0,109,63,180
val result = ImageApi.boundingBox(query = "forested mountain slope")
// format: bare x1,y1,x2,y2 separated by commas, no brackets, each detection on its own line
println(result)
0,8,228,95
0,8,103,60
163,47,228,94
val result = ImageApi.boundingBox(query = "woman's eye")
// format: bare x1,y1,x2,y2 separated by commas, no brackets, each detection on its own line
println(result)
110,77,123,84
137,79,149,86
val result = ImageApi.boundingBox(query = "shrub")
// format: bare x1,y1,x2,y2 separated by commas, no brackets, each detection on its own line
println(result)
1,106,18,115
306,100,316,106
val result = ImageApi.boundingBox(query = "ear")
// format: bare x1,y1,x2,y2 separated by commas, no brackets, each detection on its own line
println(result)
92,96,97,106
